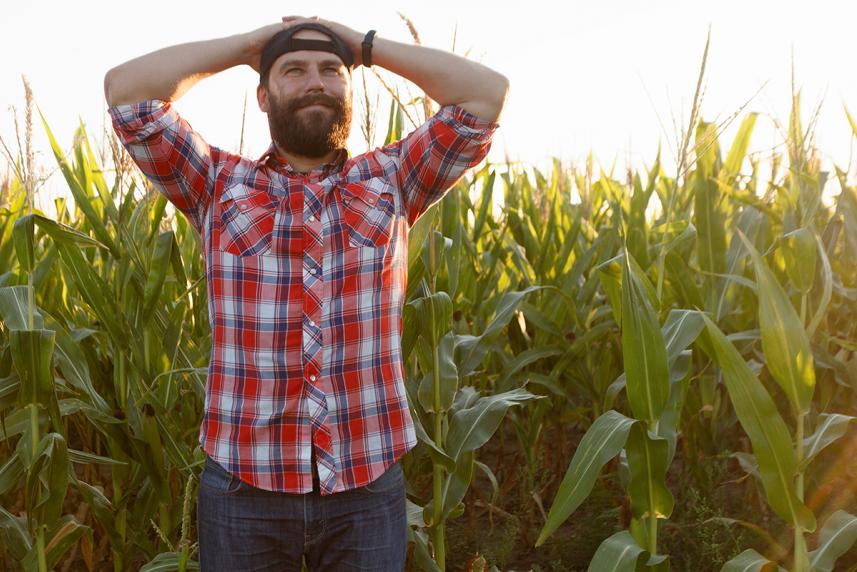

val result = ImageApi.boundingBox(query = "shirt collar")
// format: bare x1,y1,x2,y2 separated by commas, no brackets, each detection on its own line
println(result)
256,142,349,179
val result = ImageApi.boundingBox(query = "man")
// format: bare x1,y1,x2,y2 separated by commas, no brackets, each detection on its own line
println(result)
104,14,507,571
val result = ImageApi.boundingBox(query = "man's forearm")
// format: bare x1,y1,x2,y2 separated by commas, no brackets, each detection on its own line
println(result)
104,33,254,106
371,37,509,123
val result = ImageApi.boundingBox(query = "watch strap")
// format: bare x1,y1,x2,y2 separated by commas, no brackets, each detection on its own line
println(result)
361,29,376,67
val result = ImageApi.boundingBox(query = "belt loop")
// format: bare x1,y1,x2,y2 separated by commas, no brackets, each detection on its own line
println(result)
311,447,320,493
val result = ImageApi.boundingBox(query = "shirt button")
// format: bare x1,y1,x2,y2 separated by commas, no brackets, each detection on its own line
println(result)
308,318,315,326
308,215,316,222
310,267,318,275
240,203,249,210
367,197,375,204
309,375,317,382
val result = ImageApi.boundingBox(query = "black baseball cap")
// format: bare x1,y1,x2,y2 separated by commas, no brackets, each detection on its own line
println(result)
259,23,354,84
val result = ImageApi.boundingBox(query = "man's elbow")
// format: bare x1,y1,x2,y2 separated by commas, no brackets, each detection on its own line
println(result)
477,72,509,123
104,68,117,107
490,73,510,118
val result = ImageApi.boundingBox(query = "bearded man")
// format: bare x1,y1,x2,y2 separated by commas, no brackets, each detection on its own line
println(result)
104,15,507,571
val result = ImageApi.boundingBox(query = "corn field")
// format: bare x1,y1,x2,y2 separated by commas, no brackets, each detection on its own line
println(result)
2,47,857,571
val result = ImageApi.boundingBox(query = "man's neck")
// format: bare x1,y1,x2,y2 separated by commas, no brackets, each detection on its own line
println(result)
273,142,341,174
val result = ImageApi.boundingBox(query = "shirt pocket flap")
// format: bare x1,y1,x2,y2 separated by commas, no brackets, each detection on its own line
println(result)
339,177,396,248
219,183,278,209
218,184,278,256
340,176,395,207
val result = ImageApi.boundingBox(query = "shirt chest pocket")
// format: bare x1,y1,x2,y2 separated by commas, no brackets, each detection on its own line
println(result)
339,177,397,249
218,184,278,257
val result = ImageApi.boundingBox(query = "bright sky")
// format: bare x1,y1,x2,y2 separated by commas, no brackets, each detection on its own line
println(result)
2,0,856,218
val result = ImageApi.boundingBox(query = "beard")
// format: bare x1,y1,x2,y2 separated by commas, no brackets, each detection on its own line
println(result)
267,89,352,159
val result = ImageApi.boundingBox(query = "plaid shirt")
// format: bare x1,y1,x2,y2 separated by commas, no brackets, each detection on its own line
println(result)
108,98,498,495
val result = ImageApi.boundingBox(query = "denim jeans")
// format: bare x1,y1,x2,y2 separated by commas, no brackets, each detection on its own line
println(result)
196,452,407,571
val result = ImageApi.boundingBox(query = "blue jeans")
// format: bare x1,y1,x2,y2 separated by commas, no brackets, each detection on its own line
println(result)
196,452,407,571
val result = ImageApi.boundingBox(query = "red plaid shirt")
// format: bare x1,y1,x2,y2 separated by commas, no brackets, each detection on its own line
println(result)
108,98,498,494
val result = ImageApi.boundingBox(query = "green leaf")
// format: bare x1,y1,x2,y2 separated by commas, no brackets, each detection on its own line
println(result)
21,515,92,572
662,310,705,362
626,423,675,521
140,551,201,571
0,453,25,496
40,109,117,256
0,285,45,330
455,285,547,376
76,480,124,552
12,215,34,273
410,409,456,472
67,448,129,466
621,250,669,424
807,510,857,572
536,410,636,546
47,319,111,413
25,432,70,527
781,228,817,294
10,329,61,432
142,231,174,325
416,332,458,413
586,531,669,571
694,155,727,309
721,113,758,181
412,291,453,346
496,347,563,389
806,233,832,338
440,450,475,522
408,202,438,270
720,549,781,572
698,312,816,531
801,414,856,470
0,506,31,561
737,228,816,414
445,387,542,463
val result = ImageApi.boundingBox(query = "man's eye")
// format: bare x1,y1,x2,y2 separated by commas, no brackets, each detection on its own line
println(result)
285,68,302,75
324,67,341,74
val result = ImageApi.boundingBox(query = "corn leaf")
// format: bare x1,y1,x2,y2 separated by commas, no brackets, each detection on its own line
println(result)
807,510,857,572
626,423,675,521
698,312,815,531
737,228,815,414
586,531,669,571
621,250,669,424
720,549,782,572
801,413,857,470
536,410,636,546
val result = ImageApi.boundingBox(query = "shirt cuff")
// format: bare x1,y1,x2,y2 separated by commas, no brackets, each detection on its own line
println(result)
107,99,179,144
436,104,500,140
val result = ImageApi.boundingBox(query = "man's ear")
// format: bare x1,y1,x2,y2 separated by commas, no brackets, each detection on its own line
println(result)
257,83,269,113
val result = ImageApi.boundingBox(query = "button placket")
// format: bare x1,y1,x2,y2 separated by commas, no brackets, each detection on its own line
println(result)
300,184,336,493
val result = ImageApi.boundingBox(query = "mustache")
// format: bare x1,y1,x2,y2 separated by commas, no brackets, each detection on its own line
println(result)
288,93,343,112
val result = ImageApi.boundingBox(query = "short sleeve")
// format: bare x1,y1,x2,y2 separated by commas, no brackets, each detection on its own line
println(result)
380,104,499,225
108,99,219,235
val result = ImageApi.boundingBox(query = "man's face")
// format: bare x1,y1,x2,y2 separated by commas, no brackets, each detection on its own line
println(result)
258,30,353,159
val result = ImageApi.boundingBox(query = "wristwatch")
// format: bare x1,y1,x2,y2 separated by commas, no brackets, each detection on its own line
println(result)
362,30,376,67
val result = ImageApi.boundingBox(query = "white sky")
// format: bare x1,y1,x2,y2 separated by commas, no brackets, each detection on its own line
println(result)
2,0,856,218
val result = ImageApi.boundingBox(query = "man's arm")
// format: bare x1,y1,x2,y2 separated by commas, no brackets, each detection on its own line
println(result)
104,20,301,234
371,38,509,123
104,20,299,105
295,16,509,123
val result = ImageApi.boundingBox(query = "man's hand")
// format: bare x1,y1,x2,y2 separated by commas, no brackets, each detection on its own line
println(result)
277,16,366,66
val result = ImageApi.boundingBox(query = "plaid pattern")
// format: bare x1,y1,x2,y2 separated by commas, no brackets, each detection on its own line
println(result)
108,98,498,494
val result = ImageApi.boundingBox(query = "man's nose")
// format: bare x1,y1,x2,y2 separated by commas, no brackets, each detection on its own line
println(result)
305,66,325,92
